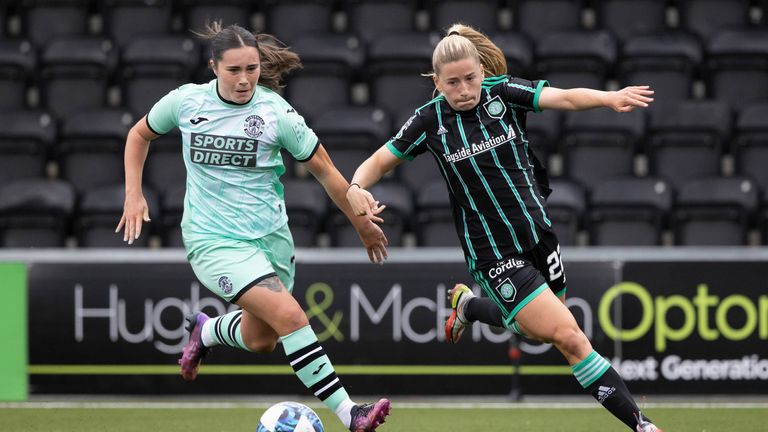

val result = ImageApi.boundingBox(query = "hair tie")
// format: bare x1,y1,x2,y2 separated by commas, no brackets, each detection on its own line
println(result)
448,31,460,36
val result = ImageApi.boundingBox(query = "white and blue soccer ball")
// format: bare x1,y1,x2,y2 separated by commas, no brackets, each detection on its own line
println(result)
256,401,324,432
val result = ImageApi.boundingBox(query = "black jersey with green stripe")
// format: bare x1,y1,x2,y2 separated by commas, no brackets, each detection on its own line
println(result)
386,75,553,268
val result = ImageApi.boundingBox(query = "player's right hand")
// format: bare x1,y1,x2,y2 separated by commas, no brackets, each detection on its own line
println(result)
115,192,151,245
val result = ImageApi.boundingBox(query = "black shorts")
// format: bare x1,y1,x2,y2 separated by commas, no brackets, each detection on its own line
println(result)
469,230,566,328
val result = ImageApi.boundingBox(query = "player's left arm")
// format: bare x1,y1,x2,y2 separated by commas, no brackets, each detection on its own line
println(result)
538,85,654,112
303,144,388,263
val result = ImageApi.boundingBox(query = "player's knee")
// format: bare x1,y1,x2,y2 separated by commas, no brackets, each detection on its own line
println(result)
274,303,310,333
245,336,278,353
551,324,588,356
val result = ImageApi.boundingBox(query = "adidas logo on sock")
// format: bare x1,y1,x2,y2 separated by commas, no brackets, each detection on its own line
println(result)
597,385,615,403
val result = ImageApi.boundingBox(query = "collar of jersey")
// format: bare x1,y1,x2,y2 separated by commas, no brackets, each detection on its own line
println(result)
215,79,255,107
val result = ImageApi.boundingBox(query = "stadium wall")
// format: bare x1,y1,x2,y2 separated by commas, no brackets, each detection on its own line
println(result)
1,248,767,399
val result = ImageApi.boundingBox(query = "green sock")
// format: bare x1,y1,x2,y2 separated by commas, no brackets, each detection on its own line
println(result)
281,325,351,412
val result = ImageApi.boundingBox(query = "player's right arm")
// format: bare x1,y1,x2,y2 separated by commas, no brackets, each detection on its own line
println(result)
116,116,159,245
346,146,403,219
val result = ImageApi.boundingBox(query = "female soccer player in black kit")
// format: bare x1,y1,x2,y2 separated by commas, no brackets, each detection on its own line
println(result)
346,24,663,432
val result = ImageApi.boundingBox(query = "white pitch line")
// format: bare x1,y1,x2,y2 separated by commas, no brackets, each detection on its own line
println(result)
2,402,768,410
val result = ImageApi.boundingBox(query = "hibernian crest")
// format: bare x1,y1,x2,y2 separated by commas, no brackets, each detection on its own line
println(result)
495,278,517,302
244,115,265,138
218,276,233,294
483,95,506,119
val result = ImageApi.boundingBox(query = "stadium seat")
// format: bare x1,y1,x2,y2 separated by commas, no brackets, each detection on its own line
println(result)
617,33,702,104
673,176,758,245
180,0,252,34
366,32,438,118
159,182,184,247
283,179,327,247
705,29,768,111
328,181,413,247
428,0,499,34
18,0,89,46
0,40,35,109
679,0,752,42
75,184,158,247
0,110,55,183
284,73,351,125
525,109,563,167
57,109,133,195
290,34,365,77
144,128,186,197
596,0,667,42
264,0,334,45
312,106,391,151
39,37,116,119
733,103,768,192
535,30,617,90
102,0,174,48
514,0,583,42
490,31,534,77
346,0,418,45
0,178,75,247
323,148,370,182
414,179,460,247
646,100,731,190
561,108,645,191
587,177,672,246
396,153,443,194
545,179,586,246
120,35,199,116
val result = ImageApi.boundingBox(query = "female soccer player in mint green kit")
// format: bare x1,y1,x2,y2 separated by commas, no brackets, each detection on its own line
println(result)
116,21,390,432
347,24,662,432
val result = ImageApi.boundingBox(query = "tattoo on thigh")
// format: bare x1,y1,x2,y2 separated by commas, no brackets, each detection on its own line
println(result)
257,276,283,293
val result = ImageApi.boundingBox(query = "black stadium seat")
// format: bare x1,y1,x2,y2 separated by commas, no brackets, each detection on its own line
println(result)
0,178,75,247
647,100,731,190
561,108,645,190
0,40,36,109
0,110,55,183
673,176,758,245
57,109,132,195
596,0,667,42
535,30,617,90
545,179,586,246
75,184,158,247
39,37,116,119
618,33,702,104
588,177,672,246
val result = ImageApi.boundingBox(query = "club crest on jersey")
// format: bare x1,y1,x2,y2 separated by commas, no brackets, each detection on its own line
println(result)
244,115,265,138
483,95,506,119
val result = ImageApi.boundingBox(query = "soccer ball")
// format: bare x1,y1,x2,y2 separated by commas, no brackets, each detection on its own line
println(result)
256,401,324,432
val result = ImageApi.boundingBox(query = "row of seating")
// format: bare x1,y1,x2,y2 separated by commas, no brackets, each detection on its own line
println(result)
2,27,766,123
3,100,767,194
1,175,766,248
2,0,766,46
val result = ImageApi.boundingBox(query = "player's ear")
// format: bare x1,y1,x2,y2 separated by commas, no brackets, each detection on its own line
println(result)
209,59,217,76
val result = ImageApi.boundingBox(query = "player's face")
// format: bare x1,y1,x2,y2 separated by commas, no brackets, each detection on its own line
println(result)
434,57,484,111
213,46,261,104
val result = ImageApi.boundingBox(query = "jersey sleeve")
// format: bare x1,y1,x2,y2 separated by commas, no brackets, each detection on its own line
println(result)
500,76,550,113
276,103,319,162
385,113,427,161
146,87,183,134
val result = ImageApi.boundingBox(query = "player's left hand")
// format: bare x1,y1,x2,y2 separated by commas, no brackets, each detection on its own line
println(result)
357,220,388,264
609,85,655,112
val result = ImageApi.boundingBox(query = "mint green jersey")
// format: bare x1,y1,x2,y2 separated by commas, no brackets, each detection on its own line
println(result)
147,80,318,240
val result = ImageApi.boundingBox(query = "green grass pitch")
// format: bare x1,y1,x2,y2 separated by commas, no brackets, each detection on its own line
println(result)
1,406,766,432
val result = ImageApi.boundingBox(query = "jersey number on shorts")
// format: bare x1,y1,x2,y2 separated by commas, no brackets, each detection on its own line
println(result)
546,246,564,281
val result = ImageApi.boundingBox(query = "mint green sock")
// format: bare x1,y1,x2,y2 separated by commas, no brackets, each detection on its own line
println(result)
203,310,251,351
281,325,350,412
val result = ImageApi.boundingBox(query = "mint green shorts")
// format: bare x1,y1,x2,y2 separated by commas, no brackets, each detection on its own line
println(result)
184,223,295,303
